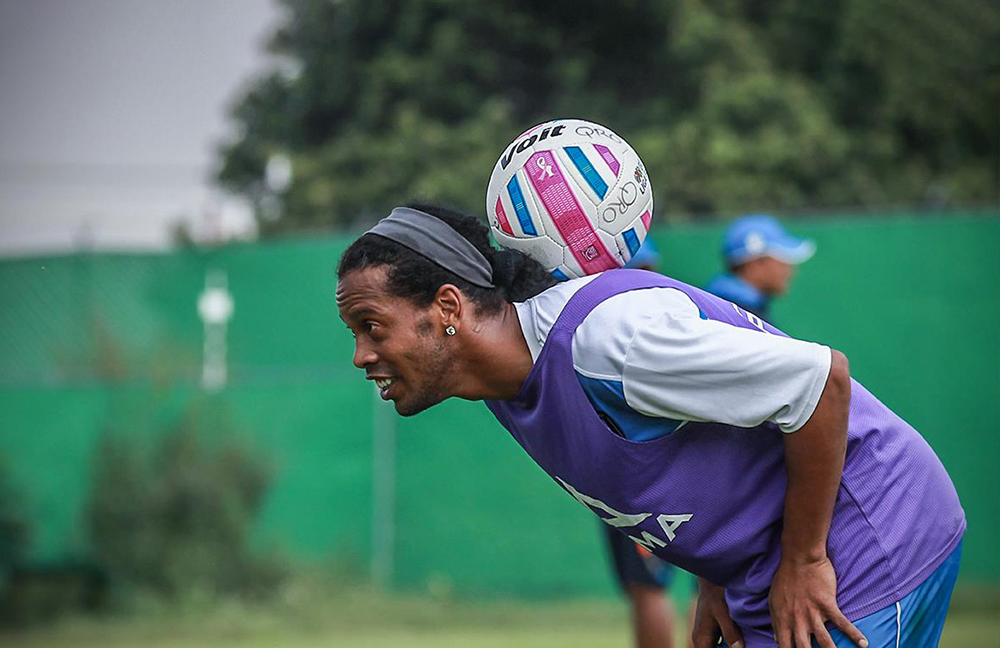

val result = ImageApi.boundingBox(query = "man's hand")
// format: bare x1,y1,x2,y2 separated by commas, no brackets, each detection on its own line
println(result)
768,555,867,648
692,578,744,648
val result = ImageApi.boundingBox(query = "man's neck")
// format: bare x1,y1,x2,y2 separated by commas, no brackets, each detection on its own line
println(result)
452,302,534,402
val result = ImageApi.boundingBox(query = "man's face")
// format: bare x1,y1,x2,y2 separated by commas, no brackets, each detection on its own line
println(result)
336,266,457,416
743,255,796,296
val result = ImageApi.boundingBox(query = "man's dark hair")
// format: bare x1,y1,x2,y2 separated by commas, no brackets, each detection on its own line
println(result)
337,203,557,314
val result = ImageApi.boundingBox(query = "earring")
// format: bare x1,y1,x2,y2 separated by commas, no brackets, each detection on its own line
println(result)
445,325,456,336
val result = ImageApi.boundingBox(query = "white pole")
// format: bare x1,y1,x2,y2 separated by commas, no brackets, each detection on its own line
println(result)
198,269,233,391
370,383,396,589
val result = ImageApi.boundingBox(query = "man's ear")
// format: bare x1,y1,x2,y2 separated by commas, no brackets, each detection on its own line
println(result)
434,284,463,331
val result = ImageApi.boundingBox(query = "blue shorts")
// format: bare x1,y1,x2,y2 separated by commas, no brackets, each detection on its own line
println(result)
819,540,962,648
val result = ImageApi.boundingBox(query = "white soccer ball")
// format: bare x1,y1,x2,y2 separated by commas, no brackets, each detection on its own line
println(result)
485,118,653,280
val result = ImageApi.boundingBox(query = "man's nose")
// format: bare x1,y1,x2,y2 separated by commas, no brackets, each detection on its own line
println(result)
353,341,378,369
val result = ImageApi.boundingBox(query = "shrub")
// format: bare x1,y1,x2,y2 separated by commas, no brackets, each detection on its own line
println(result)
86,403,284,603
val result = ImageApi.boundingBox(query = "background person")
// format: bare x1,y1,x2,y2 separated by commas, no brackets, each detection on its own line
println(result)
604,525,681,648
705,215,816,321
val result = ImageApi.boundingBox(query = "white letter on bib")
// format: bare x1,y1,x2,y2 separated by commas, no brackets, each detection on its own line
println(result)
555,477,651,528
657,514,693,541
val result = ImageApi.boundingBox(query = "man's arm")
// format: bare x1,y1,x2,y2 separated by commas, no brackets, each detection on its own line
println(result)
768,349,868,648
781,348,850,564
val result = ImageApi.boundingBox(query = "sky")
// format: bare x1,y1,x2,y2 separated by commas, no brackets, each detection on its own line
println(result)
0,0,281,256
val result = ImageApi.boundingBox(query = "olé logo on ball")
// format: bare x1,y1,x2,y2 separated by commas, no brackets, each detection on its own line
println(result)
556,477,693,551
633,165,648,193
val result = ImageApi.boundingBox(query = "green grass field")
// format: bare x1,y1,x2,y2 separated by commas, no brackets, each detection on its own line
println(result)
2,585,996,648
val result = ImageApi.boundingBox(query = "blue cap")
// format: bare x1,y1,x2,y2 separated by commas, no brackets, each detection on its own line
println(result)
722,214,815,265
625,238,660,270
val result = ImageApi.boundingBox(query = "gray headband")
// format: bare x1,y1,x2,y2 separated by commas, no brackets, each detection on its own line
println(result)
367,207,495,288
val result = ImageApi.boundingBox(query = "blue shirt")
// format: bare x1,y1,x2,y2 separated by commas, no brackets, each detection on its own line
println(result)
704,273,770,320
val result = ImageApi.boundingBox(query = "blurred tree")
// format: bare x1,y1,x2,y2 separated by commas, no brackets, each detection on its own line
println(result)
217,0,1000,233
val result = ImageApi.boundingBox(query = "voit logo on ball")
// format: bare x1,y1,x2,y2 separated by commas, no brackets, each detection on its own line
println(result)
499,124,568,170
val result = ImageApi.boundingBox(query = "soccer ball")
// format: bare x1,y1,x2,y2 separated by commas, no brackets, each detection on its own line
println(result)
485,118,653,280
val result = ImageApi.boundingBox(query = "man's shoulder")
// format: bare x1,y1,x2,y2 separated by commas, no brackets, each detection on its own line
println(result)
515,272,700,375
520,273,699,335
514,275,597,357
525,274,598,312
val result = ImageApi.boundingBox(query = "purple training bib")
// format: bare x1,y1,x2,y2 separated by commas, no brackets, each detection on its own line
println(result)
486,270,965,647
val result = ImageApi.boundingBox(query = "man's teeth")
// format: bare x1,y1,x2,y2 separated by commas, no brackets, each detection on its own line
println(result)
375,378,393,390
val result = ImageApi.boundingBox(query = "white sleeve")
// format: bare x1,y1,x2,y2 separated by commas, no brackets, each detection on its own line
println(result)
621,305,832,432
